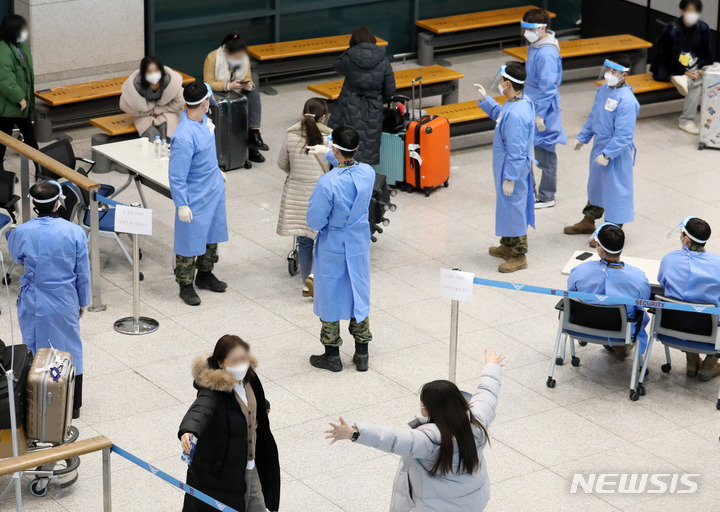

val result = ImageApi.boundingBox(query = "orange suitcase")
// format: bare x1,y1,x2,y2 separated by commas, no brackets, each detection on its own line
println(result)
404,78,450,196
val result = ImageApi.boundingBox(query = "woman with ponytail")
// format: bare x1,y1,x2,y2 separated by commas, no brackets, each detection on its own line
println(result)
276,98,331,297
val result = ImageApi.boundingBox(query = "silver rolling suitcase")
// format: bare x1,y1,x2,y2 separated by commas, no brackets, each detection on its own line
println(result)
699,63,720,150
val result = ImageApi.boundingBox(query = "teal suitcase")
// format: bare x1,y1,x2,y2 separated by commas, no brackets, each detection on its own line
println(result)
374,131,405,186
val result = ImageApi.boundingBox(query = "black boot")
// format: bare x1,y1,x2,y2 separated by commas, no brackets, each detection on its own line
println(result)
249,129,269,151
179,284,201,306
195,271,228,292
353,342,369,372
249,148,265,163
310,345,342,372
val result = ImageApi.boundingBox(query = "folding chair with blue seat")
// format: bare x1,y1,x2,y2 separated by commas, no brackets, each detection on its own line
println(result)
547,297,646,400
637,295,720,409
38,139,95,182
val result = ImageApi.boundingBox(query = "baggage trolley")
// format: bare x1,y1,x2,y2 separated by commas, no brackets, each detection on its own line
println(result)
287,236,299,276
21,425,81,497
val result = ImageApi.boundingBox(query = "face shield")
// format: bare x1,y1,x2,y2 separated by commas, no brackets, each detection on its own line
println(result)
186,82,216,109
520,21,546,44
29,180,65,210
490,65,525,95
596,59,629,87
588,222,623,254
667,216,708,244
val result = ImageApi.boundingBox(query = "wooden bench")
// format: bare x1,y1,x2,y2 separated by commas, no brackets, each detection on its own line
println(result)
89,113,137,136
248,35,388,95
625,72,681,104
503,35,652,76
416,6,556,66
33,71,194,142
308,65,464,105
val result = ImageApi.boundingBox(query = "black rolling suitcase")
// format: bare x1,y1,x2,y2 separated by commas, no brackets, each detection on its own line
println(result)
212,92,252,171
0,340,33,430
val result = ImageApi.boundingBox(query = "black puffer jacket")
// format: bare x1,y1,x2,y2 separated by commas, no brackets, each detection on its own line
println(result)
329,43,396,165
178,354,280,512
650,17,714,81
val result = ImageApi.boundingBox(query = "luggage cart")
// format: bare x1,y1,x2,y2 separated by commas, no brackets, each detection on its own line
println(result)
22,425,81,497
287,236,299,276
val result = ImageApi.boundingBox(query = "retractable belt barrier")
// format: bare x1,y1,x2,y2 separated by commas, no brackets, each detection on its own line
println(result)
111,445,238,512
471,276,720,315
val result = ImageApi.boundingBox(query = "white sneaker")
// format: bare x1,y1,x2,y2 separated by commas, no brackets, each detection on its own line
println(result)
678,122,700,135
671,75,689,96
534,199,555,209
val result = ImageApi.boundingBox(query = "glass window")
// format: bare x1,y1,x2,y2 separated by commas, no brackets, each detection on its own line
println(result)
154,0,272,24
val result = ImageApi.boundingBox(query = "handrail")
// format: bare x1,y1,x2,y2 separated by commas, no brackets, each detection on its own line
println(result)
0,435,111,476
0,131,99,191
0,130,106,311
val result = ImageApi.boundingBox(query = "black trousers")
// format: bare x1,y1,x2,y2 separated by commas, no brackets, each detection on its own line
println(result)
0,115,38,168
74,373,83,410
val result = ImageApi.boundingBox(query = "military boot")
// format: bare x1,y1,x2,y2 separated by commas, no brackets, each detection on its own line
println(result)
699,355,720,382
310,345,342,372
611,345,633,358
686,352,701,378
489,245,515,260
353,342,369,372
498,254,527,273
564,216,596,235
195,271,228,292
179,284,201,306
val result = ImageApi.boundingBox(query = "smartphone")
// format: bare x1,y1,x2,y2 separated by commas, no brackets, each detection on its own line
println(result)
576,252,593,261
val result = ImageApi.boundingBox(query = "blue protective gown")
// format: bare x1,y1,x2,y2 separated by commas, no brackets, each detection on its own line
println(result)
524,35,567,150
169,111,228,257
658,249,720,305
478,95,536,237
567,259,651,352
577,84,640,224
307,152,375,322
8,216,91,374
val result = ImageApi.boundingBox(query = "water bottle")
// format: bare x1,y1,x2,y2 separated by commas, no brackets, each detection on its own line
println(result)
153,136,162,160
161,138,169,159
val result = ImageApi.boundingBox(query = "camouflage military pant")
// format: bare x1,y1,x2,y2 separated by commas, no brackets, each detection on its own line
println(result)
500,235,528,255
175,244,218,285
320,317,372,347
582,202,604,221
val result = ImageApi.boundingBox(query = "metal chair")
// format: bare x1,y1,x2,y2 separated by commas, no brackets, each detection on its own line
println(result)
547,297,645,400
638,295,720,409
0,169,21,284
38,139,95,182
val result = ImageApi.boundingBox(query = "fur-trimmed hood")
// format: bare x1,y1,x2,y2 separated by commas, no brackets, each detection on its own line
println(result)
191,352,258,393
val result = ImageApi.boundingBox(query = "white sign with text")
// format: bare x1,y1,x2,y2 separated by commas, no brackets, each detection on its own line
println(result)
114,205,153,236
440,268,475,302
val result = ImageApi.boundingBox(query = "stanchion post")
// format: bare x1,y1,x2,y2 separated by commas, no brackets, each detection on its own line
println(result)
88,189,106,312
6,370,23,511
102,447,112,512
448,268,461,383
19,156,30,223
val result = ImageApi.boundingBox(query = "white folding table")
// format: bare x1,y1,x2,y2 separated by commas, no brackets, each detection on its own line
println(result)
561,250,662,288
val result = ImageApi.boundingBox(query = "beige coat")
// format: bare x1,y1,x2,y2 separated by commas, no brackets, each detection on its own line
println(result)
276,122,332,238
119,67,184,137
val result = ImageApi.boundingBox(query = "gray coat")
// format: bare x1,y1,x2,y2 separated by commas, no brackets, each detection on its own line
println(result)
355,364,502,511
329,43,396,165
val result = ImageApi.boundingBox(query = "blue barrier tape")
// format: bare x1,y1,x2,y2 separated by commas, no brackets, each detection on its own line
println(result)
471,277,720,315
111,444,238,512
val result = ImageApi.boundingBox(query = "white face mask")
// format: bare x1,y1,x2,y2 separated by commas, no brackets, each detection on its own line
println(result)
226,361,250,381
604,72,620,87
227,58,244,68
524,30,540,44
146,72,162,85
497,81,506,95
683,12,701,26
17,30,28,43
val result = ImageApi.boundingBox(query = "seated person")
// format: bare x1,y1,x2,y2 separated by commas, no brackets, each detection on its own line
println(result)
650,0,714,135
658,216,720,380
204,32,267,163
567,223,650,356
119,56,185,139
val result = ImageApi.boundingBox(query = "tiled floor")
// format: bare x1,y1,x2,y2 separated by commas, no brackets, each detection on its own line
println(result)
1,47,720,511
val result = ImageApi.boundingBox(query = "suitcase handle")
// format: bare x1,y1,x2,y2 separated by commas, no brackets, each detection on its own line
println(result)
411,77,423,121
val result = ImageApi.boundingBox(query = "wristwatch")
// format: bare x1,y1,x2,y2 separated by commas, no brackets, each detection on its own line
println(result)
351,427,360,442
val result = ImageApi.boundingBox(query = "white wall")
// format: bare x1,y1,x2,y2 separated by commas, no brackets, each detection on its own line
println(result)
625,0,718,30
15,0,145,89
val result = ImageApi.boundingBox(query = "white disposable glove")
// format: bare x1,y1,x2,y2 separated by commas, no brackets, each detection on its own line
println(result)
502,180,514,197
574,139,584,151
595,154,610,166
178,205,193,223
536,115,546,132
473,83,487,101
307,145,328,157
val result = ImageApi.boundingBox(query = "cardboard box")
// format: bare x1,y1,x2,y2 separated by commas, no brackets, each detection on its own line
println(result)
0,427,28,459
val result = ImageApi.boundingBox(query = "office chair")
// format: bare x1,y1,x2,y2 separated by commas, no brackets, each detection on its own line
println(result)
38,139,95,181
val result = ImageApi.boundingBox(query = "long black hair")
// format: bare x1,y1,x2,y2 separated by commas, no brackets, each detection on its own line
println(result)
0,14,26,44
420,380,489,476
207,334,256,382
221,32,247,54
301,98,328,153
139,56,166,90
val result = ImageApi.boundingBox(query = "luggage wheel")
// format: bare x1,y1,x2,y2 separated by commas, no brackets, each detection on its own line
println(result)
424,189,431,197
287,251,299,276
443,179,449,187
2,273,9,285
30,478,49,497
244,160,252,169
